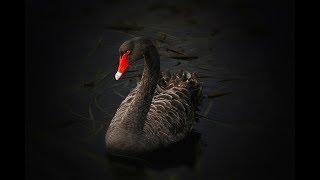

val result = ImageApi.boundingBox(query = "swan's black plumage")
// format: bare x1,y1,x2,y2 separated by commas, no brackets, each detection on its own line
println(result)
106,37,202,155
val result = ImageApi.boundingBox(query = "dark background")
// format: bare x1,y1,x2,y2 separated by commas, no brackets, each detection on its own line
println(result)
25,0,294,179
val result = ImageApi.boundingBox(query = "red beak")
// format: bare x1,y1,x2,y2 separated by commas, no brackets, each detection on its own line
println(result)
115,52,129,80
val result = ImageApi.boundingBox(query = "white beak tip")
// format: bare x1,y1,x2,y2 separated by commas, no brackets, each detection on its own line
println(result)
115,72,122,80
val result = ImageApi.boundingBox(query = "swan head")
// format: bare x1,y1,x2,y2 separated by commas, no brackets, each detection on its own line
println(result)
115,37,153,80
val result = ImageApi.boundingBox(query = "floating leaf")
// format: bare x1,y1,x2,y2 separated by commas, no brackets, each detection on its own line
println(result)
88,102,96,130
167,56,198,60
217,78,239,83
198,75,216,79
207,92,232,99
195,113,237,128
210,30,219,37
82,80,96,88
87,36,104,57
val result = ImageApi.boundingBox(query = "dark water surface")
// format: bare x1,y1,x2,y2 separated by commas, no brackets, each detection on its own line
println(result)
26,0,294,179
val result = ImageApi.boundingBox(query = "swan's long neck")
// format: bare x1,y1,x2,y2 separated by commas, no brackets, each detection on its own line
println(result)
121,45,160,132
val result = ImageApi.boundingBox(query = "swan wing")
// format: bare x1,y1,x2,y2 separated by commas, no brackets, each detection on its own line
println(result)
144,70,202,146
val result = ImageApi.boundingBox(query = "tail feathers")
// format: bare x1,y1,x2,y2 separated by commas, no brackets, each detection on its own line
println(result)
159,70,203,107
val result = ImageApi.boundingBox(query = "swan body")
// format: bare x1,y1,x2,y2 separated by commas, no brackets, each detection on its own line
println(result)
106,37,202,155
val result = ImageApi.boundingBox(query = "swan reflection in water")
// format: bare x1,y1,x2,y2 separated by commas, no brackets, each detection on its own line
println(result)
106,131,204,179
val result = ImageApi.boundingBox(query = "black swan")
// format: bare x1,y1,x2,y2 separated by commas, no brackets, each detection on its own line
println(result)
106,37,203,155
